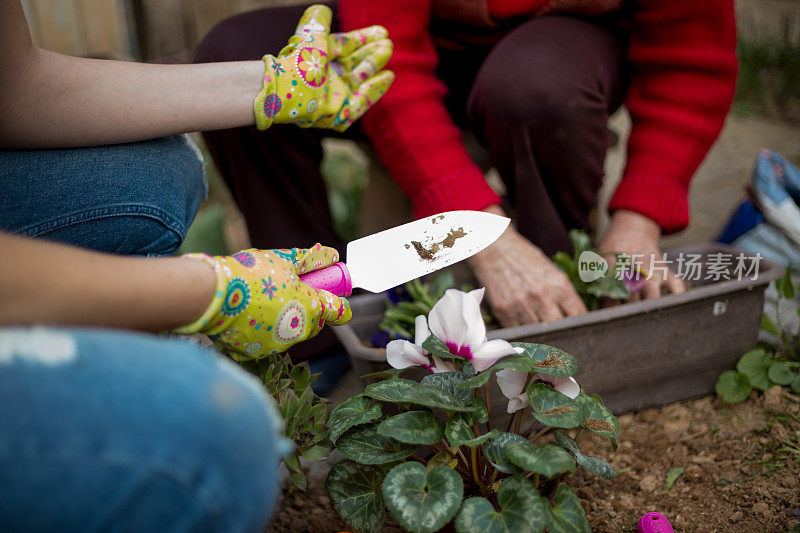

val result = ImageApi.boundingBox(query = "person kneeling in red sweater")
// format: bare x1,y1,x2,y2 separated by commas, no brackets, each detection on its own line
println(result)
195,0,737,328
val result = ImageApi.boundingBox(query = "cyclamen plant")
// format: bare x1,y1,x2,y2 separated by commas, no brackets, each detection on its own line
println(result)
326,288,620,533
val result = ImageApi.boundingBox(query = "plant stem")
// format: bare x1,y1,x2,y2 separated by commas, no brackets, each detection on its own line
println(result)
514,407,529,435
528,425,552,443
470,445,487,495
505,410,517,433
483,383,493,432
532,473,540,488
410,455,428,465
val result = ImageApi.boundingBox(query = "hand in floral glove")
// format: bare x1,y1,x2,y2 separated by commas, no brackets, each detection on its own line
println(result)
254,4,394,131
174,244,351,361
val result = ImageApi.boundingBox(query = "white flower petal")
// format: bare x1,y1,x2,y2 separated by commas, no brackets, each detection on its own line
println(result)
554,376,580,399
471,339,518,371
535,373,581,399
428,289,472,349
506,395,527,414
413,315,430,349
460,292,487,350
386,340,429,369
496,369,527,399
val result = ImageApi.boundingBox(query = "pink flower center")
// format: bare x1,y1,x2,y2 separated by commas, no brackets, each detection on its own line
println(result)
446,342,473,360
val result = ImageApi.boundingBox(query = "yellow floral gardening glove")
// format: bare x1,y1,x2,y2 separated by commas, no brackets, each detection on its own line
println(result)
174,244,352,361
253,4,394,131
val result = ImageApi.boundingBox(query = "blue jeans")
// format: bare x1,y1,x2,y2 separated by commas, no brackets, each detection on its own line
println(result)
0,135,206,256
0,328,285,532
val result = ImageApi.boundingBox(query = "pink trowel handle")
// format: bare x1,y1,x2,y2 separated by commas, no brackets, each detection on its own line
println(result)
638,513,674,533
299,262,353,297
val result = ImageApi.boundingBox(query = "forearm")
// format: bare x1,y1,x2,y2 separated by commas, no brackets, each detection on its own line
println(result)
0,48,265,148
0,233,215,331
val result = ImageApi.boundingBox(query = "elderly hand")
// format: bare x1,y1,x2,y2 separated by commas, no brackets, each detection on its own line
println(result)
467,206,587,327
597,210,685,301
254,4,394,131
174,244,351,360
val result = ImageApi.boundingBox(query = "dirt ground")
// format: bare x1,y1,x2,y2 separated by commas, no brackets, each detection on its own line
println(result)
266,388,800,533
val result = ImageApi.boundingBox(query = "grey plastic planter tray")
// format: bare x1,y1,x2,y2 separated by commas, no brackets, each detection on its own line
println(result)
333,245,782,421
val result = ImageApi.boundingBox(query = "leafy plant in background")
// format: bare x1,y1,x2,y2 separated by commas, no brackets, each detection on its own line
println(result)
326,288,619,533
321,144,369,243
734,18,800,121
552,230,631,311
716,267,800,403
377,271,486,344
241,355,332,490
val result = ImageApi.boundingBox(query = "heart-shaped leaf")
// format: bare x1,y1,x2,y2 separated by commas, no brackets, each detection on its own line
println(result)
545,484,590,532
552,431,616,480
445,414,500,447
328,396,382,441
526,383,582,428
512,343,578,377
363,378,419,404
737,348,773,391
484,433,534,474
574,392,619,438
454,476,546,533
715,370,752,403
768,361,796,385
337,422,416,465
403,384,479,412
382,462,463,533
326,460,387,533
422,371,474,404
378,411,444,445
504,443,576,478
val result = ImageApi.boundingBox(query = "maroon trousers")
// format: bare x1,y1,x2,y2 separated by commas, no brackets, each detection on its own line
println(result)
194,4,628,357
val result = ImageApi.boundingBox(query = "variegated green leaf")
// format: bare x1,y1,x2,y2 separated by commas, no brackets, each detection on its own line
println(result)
545,484,591,533
422,371,474,404
337,422,416,465
403,385,480,412
552,431,616,480
363,378,419,404
574,392,619,438
326,460,386,533
377,411,444,445
454,476,546,533
526,383,583,428
483,432,534,474
383,462,463,533
504,443,576,478
445,414,500,447
328,396,382,441
512,343,578,377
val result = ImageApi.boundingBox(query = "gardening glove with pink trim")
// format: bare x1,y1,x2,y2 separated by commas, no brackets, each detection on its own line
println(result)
174,244,351,361
254,4,394,131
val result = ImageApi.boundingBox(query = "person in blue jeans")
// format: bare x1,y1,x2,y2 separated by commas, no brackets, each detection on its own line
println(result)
0,1,393,531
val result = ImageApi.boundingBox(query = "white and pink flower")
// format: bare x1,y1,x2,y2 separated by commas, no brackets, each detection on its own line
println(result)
495,368,580,413
428,288,520,372
386,315,453,373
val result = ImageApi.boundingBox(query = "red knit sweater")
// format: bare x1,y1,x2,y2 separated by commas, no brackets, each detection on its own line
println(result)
340,0,738,233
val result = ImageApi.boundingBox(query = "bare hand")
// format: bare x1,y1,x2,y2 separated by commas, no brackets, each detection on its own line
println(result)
468,206,587,327
597,210,685,301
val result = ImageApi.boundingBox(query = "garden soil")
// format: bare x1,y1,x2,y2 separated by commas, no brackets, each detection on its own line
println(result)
267,388,799,533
